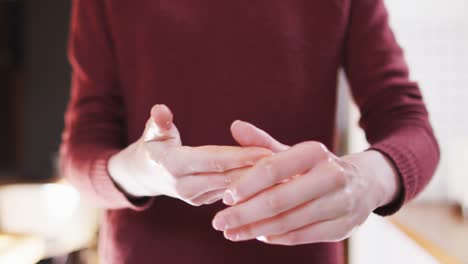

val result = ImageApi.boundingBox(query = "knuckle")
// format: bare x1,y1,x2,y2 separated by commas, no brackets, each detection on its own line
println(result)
317,147,331,160
330,166,347,189
316,142,329,153
300,141,330,160
261,158,279,182
303,141,328,152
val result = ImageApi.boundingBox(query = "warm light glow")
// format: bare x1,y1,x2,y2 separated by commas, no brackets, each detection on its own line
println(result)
42,184,80,225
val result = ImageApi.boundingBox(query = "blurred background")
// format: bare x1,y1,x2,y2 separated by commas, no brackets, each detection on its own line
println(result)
0,0,466,263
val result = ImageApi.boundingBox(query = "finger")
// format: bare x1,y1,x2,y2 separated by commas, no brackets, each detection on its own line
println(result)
166,145,272,176
212,160,342,231
223,141,332,205
151,104,173,131
191,189,226,206
231,120,289,153
261,217,355,245
223,191,348,241
143,104,181,143
178,167,250,201
175,175,230,201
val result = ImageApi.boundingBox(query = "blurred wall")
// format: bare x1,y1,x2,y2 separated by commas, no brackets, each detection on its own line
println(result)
0,1,21,171
20,0,71,179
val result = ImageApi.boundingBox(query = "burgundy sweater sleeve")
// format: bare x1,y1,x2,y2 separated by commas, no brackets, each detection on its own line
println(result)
60,0,151,210
343,0,440,215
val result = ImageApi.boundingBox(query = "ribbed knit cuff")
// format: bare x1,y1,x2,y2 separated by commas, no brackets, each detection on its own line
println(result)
89,149,154,211
369,141,419,216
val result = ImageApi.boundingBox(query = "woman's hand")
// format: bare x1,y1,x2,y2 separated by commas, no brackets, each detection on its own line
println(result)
108,105,272,206
212,121,399,245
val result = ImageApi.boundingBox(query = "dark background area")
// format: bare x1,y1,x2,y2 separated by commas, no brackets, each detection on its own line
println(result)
0,0,71,180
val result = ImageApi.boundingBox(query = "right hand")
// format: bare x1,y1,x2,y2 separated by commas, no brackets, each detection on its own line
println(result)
109,104,272,206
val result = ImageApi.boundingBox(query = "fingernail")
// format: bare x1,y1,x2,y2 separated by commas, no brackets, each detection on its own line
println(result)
164,120,172,130
212,216,229,231
233,120,244,126
223,190,236,205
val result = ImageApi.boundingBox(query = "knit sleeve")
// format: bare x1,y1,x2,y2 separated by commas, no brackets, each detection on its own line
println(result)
343,0,440,215
60,0,152,210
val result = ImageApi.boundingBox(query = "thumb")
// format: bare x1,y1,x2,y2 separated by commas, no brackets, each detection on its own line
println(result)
230,120,289,153
143,104,180,143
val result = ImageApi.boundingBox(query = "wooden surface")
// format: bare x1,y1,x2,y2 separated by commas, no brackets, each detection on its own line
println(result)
350,214,440,264
391,202,468,264
0,234,44,264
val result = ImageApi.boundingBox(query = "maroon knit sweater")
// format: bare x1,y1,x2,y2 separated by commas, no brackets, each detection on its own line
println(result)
60,0,439,263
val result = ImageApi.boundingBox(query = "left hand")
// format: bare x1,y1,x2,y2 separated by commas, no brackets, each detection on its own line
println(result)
212,121,399,245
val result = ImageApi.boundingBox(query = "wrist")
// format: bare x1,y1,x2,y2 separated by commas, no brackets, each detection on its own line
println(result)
108,143,150,198
343,150,400,209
